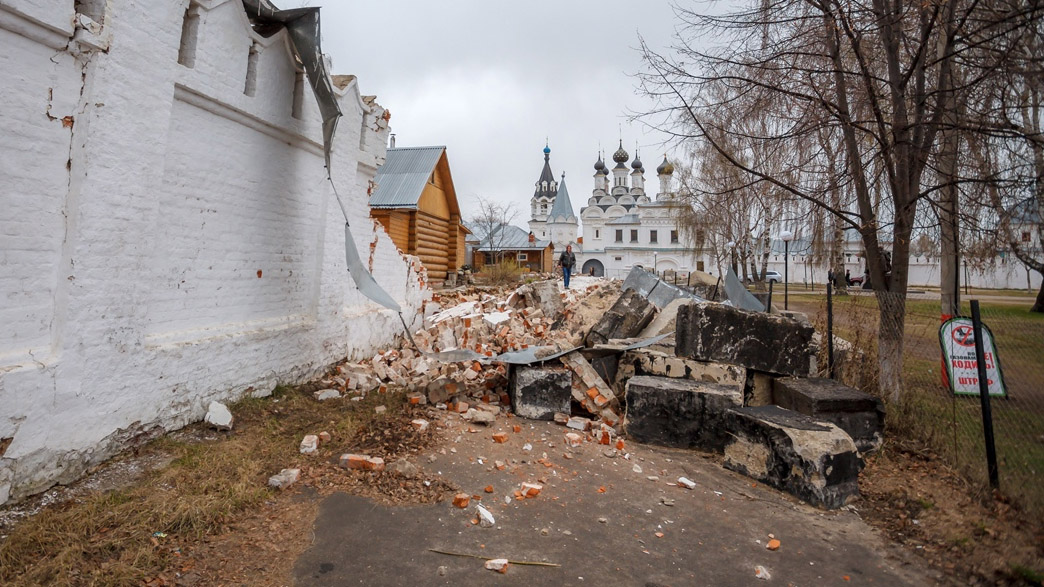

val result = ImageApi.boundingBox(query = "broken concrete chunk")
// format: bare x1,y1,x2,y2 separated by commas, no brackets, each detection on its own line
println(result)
723,405,861,509
314,389,341,401
465,409,496,426
744,371,775,407
624,376,742,452
566,416,591,431
299,434,319,454
204,401,233,431
585,288,657,347
267,468,300,490
484,558,509,573
564,432,582,448
675,303,814,376
387,459,419,477
772,377,884,452
509,364,571,421
526,280,564,319
677,477,697,489
411,419,430,432
476,504,495,527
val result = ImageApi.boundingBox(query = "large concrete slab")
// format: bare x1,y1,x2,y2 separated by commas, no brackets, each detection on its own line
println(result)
585,288,657,346
724,405,862,509
773,377,885,452
625,376,742,451
675,303,815,376
509,365,571,420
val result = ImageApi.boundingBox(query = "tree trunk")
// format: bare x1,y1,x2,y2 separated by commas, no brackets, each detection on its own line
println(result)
1032,277,1044,313
877,291,907,403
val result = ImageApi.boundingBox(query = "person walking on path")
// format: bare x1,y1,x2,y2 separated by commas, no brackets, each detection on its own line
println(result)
558,245,576,289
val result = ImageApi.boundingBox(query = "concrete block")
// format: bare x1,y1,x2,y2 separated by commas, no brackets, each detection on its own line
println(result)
619,349,745,387
586,289,657,346
509,365,571,421
624,376,743,452
744,371,775,406
723,405,861,509
675,303,814,376
772,377,884,452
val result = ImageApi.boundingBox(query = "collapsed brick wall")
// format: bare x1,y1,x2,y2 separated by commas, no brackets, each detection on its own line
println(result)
0,0,428,505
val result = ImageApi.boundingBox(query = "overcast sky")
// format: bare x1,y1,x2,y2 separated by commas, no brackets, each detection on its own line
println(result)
309,1,683,223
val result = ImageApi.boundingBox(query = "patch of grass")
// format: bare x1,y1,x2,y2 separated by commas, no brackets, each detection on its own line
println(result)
790,292,1044,516
0,384,417,586
1009,563,1044,586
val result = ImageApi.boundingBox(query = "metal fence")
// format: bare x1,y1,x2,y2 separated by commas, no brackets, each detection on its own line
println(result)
803,288,1044,515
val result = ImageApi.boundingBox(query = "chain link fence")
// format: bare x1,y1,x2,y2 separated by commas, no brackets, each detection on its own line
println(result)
800,288,1044,516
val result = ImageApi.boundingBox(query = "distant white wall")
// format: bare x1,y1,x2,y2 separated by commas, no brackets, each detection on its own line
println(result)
0,0,429,505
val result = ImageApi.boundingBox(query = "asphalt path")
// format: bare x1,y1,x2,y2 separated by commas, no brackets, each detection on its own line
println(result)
294,417,942,586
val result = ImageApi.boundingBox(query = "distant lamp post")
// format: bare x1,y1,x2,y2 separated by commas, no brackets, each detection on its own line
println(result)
726,241,736,274
780,230,794,310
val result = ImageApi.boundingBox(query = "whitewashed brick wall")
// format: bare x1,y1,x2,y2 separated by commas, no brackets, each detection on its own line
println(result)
0,0,429,505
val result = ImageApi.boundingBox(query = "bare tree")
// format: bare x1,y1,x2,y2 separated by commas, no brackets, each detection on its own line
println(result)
636,0,1038,400
469,196,518,267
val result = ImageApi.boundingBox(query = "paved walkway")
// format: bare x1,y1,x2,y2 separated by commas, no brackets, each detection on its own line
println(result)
293,418,943,586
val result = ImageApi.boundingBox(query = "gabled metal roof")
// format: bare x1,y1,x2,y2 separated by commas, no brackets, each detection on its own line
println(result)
547,175,576,222
607,213,641,225
370,146,446,208
477,224,551,252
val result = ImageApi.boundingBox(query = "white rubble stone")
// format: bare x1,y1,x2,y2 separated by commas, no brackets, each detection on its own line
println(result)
476,504,496,528
268,468,301,490
300,434,319,454
314,389,341,401
204,401,234,431
464,409,495,426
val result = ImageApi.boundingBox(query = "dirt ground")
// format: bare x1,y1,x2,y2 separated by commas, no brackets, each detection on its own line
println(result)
1,279,1042,585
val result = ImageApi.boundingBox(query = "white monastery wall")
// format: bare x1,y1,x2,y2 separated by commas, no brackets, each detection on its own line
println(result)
0,0,429,505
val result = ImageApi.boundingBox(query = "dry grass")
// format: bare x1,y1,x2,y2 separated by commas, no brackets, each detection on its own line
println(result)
0,383,428,586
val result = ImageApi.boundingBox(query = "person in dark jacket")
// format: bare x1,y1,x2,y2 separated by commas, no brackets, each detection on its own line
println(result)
558,245,576,289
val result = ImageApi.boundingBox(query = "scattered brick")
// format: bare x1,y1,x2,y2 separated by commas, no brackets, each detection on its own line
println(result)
453,493,471,508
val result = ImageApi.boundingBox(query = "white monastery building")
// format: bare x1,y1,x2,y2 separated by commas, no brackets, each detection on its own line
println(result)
527,142,701,278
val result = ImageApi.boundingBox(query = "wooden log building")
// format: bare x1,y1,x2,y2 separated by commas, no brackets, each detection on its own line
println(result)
369,146,468,283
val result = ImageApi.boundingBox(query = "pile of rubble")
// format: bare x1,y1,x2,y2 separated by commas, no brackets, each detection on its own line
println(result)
305,278,623,424
262,268,885,510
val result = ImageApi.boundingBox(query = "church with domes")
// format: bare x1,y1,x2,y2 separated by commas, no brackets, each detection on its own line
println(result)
526,141,701,278
527,143,580,253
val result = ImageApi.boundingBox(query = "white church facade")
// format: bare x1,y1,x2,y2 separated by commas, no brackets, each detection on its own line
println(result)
527,142,703,278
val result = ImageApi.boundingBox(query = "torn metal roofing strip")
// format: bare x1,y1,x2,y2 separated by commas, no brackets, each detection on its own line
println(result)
241,2,404,314
241,0,341,172
343,224,401,312
723,266,766,312
493,346,582,365
581,332,675,357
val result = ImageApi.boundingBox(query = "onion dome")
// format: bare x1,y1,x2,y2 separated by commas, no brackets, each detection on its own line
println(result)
656,155,674,175
612,140,629,164
631,151,643,170
594,154,605,171
543,144,551,155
